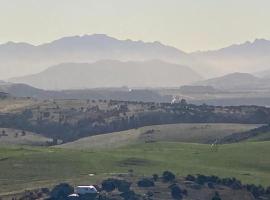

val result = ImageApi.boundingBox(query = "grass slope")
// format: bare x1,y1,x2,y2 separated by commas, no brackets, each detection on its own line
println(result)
0,128,52,146
59,123,260,150
0,141,270,195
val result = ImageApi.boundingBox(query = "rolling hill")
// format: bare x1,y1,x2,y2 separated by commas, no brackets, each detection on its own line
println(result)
194,72,263,90
0,82,171,102
58,123,260,150
1,141,270,196
0,128,52,146
10,60,202,90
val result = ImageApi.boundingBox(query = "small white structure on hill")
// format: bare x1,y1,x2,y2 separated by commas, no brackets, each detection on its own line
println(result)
75,185,98,195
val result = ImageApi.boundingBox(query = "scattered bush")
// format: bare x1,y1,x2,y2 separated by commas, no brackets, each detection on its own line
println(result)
102,178,131,193
50,183,74,200
162,171,175,182
118,180,132,193
170,184,182,200
101,179,117,192
185,174,195,182
196,174,207,185
120,190,141,200
211,191,221,200
246,184,265,198
137,178,155,187
152,174,159,181
41,187,50,194
208,182,215,189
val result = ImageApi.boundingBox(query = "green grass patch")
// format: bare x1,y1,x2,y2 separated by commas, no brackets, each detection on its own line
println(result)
0,141,270,194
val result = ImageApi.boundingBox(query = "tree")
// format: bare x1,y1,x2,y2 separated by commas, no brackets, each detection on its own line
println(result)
212,192,221,200
21,130,26,136
170,185,183,199
101,179,116,192
162,171,175,182
137,178,155,187
50,183,74,200
152,174,159,181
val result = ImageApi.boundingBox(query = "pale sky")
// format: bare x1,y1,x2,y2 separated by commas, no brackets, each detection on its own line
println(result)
0,0,270,52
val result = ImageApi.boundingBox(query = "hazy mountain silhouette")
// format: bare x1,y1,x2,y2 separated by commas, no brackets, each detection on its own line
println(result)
195,72,263,90
0,82,171,102
10,60,202,90
2,35,270,82
0,34,189,79
191,39,270,76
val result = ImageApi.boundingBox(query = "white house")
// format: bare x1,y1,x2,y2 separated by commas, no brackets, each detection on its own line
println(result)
75,185,98,195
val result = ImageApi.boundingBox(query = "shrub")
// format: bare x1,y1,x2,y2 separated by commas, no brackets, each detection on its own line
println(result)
137,178,155,187
266,186,270,194
231,181,242,190
185,175,195,182
118,180,131,193
50,183,74,200
162,171,175,182
170,184,182,200
101,179,117,192
196,175,207,185
208,182,215,189
211,191,221,200
120,190,141,200
152,174,159,181
182,189,188,196
41,187,50,194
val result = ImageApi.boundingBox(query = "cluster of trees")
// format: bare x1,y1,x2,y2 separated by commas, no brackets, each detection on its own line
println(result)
1,100,270,142
185,174,270,199
9,171,270,200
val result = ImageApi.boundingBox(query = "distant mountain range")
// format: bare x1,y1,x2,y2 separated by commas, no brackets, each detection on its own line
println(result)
10,60,202,90
0,34,189,79
0,82,171,102
1,34,270,89
190,39,270,76
194,72,270,91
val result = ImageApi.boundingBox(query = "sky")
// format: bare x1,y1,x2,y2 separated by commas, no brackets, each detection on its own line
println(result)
0,0,270,52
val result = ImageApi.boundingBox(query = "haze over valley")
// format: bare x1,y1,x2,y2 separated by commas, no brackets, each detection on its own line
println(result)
1,1,270,200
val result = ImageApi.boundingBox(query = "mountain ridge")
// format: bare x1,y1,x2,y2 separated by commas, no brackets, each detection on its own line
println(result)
1,34,270,81
10,59,202,90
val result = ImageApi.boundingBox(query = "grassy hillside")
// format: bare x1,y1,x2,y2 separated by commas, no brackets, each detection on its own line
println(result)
0,98,37,113
1,97,270,142
1,141,270,195
246,131,270,142
0,128,52,146
59,123,260,150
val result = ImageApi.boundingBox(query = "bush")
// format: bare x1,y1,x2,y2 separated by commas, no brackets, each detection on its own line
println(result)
208,182,215,189
170,184,182,200
118,180,132,193
162,171,175,182
246,184,265,198
231,181,242,190
266,186,270,194
152,174,159,181
120,190,141,200
41,187,50,194
101,179,117,192
101,178,131,193
185,175,195,182
137,178,155,187
211,191,221,200
50,183,74,200
196,175,207,185
182,189,187,196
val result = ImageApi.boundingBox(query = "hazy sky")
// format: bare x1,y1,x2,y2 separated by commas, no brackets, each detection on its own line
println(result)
0,0,270,52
